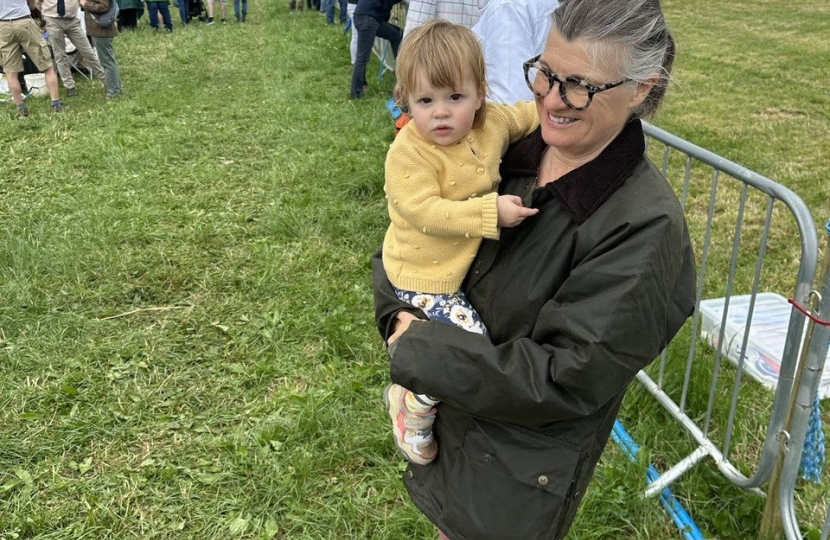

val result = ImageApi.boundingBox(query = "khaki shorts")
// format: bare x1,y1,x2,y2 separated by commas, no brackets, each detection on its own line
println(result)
0,17,52,73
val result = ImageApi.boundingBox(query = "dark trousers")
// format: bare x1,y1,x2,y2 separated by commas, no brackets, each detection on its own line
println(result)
147,1,173,30
118,8,139,28
350,14,400,98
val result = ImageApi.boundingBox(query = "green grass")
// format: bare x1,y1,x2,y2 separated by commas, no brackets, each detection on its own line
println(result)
1,0,828,538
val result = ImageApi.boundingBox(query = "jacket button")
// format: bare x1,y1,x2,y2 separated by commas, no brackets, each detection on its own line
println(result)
407,470,414,480
537,475,549,486
484,454,492,462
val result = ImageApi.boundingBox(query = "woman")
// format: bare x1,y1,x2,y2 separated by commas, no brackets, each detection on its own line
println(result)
371,0,696,539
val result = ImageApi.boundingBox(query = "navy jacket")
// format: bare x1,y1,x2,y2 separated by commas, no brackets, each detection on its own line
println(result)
353,0,401,21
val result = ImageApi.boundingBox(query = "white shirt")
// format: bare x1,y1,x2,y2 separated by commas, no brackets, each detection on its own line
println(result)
472,0,559,104
0,0,31,19
402,0,489,38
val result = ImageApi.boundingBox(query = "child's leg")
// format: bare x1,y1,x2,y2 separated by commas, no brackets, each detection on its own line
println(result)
395,289,488,407
384,289,487,465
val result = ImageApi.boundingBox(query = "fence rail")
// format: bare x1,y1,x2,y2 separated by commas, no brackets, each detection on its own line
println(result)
637,120,828,538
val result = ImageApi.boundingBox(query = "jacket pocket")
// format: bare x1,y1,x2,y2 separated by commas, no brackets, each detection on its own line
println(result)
441,418,584,540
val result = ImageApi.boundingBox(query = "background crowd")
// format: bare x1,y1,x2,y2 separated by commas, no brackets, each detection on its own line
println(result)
0,0,250,117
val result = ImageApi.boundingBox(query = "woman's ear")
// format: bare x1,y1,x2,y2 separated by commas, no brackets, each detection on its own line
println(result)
628,74,659,109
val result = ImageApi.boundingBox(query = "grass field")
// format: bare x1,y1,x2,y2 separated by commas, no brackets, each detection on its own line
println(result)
1,0,828,538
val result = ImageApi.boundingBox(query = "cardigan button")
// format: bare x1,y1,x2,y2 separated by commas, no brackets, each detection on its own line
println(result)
467,136,474,142
407,470,414,480
476,168,485,174
538,475,549,486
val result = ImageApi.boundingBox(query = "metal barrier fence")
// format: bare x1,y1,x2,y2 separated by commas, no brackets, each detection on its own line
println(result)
636,120,829,538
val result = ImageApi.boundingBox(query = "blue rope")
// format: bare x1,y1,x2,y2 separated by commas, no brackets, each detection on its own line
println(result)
612,420,707,540
801,394,826,482
798,217,830,482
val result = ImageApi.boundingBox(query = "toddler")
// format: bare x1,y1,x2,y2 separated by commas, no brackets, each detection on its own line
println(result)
382,19,539,464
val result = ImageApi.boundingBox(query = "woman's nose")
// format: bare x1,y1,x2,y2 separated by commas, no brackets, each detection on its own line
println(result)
543,82,567,108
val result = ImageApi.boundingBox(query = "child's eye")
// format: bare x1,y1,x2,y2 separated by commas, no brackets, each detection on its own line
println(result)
450,94,463,101
418,97,432,105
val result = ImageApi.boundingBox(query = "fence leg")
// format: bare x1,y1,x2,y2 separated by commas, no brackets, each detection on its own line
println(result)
759,451,785,539
761,218,830,540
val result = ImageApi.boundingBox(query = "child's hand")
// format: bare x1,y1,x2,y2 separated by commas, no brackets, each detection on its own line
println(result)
497,195,539,228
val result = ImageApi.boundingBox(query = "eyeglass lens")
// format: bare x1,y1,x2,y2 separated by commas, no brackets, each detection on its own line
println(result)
525,66,591,109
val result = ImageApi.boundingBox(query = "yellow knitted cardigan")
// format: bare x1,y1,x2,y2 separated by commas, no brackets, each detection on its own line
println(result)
383,100,539,294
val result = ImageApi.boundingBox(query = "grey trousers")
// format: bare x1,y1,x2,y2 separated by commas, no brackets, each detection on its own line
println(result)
44,16,106,90
91,36,122,97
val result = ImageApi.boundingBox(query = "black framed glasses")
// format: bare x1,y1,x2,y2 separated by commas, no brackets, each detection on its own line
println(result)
522,55,631,110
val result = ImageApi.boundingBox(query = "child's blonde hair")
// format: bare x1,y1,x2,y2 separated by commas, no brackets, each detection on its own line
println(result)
395,19,488,123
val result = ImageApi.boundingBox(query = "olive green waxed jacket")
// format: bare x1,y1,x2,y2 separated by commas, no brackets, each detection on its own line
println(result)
372,120,696,540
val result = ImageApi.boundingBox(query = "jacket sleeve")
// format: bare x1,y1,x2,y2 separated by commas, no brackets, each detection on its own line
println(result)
372,248,429,341
385,143,500,240
387,210,695,427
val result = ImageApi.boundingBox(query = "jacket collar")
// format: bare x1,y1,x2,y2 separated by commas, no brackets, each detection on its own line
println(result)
500,119,645,225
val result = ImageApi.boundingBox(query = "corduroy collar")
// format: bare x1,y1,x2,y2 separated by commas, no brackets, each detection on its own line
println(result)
500,119,645,225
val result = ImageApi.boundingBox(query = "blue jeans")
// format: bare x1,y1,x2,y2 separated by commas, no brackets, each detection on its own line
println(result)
350,14,401,98
233,0,247,20
323,0,345,23
177,0,189,24
147,1,173,30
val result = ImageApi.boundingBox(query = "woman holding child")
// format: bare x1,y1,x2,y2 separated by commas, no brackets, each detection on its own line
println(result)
372,0,696,538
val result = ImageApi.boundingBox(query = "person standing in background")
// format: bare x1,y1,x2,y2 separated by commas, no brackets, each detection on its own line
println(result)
0,0,64,116
115,0,142,28
145,0,173,30
79,0,121,99
349,0,402,99
233,0,246,22
39,0,106,96
402,0,487,38
205,0,226,23
472,0,558,104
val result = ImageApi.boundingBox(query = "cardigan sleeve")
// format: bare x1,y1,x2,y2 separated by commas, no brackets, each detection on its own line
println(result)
384,203,696,427
488,101,540,144
384,140,500,240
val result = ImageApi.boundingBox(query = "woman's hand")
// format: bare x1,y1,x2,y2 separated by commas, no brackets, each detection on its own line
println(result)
387,311,420,346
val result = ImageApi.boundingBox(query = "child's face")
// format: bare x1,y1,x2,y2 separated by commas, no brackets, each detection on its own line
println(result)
408,70,483,146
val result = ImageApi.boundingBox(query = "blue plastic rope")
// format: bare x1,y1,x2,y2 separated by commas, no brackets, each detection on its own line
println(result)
798,217,830,482
612,420,707,540
801,394,826,482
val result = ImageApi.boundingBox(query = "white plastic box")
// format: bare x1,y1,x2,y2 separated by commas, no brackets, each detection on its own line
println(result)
699,292,830,399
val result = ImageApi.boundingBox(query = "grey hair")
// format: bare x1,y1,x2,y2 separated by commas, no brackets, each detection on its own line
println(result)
550,0,676,119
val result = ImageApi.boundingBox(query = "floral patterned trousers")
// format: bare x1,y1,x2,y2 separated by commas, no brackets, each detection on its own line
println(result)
393,288,489,336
